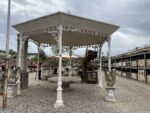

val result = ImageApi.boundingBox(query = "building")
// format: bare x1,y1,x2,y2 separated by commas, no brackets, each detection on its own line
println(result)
103,45,150,84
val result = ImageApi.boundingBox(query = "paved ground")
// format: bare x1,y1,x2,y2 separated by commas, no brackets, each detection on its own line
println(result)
0,72,150,113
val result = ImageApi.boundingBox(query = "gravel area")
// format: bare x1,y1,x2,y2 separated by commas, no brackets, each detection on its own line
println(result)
0,72,150,113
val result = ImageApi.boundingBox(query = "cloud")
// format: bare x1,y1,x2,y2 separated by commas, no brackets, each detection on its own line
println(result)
110,31,150,56
66,0,150,36
0,33,16,50
0,33,6,50
0,0,150,57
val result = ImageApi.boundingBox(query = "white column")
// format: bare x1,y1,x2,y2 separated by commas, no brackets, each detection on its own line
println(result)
16,34,20,67
69,47,72,77
24,39,28,71
108,37,111,73
97,46,100,60
36,43,40,80
98,45,103,88
54,25,64,108
20,36,25,71
16,34,23,95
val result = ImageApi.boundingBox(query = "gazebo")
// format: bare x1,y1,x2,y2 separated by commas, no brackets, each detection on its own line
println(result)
12,12,119,108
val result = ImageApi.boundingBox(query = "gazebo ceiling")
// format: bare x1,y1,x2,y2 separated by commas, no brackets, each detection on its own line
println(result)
12,12,119,47
30,31,107,47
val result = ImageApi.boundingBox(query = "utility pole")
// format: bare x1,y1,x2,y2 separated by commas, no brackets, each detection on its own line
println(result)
5,0,11,57
3,0,11,108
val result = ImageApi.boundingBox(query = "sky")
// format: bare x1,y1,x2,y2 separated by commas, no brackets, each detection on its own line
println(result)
0,0,150,56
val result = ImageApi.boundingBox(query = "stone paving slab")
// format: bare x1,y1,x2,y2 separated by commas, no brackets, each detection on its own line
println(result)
0,72,150,113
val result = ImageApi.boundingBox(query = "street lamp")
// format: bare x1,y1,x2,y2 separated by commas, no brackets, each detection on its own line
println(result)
3,0,11,108
5,0,11,56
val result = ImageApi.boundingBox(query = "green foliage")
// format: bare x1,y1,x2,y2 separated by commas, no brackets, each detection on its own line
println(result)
31,49,48,62
0,53,6,58
31,56,38,61
9,49,17,58
102,56,108,61
51,46,75,55
51,45,67,55
51,46,59,55
39,49,47,61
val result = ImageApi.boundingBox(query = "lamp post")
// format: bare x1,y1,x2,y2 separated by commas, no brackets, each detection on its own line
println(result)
3,0,11,108
5,0,11,57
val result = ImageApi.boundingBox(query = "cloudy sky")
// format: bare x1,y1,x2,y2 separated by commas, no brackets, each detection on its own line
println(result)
0,0,150,56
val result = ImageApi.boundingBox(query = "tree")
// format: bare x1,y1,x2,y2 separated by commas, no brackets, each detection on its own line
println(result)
102,56,108,61
31,56,38,62
51,45,69,55
30,49,47,62
51,45,59,55
51,45,75,56
39,49,47,61
9,49,17,58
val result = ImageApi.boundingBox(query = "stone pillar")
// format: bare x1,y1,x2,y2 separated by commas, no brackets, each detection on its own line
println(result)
19,35,29,89
22,39,29,89
16,34,22,95
97,45,103,88
105,37,116,102
54,25,64,108
16,34,21,95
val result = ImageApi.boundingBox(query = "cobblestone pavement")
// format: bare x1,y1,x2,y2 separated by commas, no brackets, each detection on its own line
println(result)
0,72,150,113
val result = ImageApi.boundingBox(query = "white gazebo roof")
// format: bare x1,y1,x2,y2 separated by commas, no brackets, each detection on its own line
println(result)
12,12,119,47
